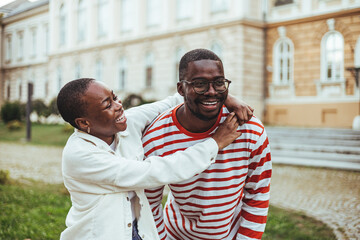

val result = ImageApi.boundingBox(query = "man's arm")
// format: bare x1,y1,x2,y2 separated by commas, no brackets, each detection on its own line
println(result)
225,94,254,125
145,186,168,240
237,128,272,240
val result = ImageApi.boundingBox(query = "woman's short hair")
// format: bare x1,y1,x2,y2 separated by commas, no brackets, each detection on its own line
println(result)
57,78,95,129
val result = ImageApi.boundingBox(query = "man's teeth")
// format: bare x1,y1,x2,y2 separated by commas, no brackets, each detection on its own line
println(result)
202,101,217,105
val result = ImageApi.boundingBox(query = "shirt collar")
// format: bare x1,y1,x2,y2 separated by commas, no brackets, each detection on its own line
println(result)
74,128,121,151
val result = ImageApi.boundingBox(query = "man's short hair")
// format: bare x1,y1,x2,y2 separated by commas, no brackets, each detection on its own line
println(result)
179,48,222,81
57,78,95,129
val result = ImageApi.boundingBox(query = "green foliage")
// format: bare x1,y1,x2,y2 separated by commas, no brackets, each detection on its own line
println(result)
0,101,23,123
47,98,59,116
0,180,70,239
62,123,74,133
0,170,10,185
122,94,155,109
6,120,24,131
32,99,50,117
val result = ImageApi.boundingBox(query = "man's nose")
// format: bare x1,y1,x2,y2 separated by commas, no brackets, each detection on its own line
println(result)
204,82,217,95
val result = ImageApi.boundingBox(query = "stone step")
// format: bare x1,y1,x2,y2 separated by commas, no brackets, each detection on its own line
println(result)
272,149,360,163
272,156,360,171
269,137,360,147
271,143,360,155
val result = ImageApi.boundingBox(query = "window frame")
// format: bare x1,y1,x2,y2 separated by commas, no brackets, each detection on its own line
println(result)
273,37,294,85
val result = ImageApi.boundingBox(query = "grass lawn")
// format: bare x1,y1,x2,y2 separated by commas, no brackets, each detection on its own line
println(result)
0,122,72,147
0,179,336,240
0,122,336,239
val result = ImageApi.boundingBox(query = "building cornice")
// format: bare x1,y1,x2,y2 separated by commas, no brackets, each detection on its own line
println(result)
1,3,48,25
266,7,360,28
49,18,265,59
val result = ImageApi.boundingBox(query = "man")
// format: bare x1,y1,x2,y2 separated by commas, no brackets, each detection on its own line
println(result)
142,49,272,240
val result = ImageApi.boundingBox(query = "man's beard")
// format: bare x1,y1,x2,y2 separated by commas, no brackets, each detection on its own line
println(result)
184,96,224,121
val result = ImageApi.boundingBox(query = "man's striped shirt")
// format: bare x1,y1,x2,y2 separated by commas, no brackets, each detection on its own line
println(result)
143,104,272,240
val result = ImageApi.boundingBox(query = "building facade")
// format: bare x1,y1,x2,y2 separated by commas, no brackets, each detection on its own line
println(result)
1,0,360,128
265,0,360,128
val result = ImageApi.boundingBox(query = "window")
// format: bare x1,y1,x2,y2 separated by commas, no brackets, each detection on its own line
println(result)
355,36,360,68
274,0,294,7
321,31,344,82
18,80,22,100
31,28,37,57
120,0,133,32
6,82,10,100
147,0,161,27
17,32,24,60
145,52,154,88
175,47,185,82
211,0,230,13
57,66,63,92
98,0,109,37
44,24,49,55
274,40,293,84
77,0,86,42
176,0,192,20
211,42,222,58
118,57,127,90
59,4,66,46
75,62,82,78
95,59,103,81
5,35,12,62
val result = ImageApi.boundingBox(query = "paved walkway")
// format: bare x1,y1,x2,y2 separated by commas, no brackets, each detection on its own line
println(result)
0,142,359,239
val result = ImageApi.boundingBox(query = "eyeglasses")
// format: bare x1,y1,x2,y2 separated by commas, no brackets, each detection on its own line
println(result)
180,79,231,95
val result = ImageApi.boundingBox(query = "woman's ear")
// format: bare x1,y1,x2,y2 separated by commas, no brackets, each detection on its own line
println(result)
177,82,185,96
75,118,90,132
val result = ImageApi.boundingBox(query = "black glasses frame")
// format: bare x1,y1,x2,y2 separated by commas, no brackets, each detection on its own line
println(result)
180,79,231,94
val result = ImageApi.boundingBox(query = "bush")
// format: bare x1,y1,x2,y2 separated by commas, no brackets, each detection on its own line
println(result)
47,98,59,116
6,120,23,131
0,101,22,123
0,170,10,185
122,94,155,109
62,123,74,133
32,99,49,117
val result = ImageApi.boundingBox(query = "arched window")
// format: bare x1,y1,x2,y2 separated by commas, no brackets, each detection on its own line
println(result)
175,47,185,82
77,0,86,42
145,52,154,88
147,0,161,27
355,36,360,68
118,57,127,90
57,66,63,92
321,23,344,82
95,59,103,81
59,4,66,46
273,27,293,84
97,0,109,37
211,42,222,58
120,0,133,32
274,39,293,84
75,62,82,78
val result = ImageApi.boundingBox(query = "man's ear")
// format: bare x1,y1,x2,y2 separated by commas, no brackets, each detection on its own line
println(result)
75,118,90,132
177,82,185,96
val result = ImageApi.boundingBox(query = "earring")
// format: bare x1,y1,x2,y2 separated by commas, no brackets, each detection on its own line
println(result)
87,127,90,134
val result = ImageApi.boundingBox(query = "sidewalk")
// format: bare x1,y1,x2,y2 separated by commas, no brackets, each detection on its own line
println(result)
0,142,359,239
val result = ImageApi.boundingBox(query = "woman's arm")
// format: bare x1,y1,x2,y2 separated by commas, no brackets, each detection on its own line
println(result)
225,94,254,125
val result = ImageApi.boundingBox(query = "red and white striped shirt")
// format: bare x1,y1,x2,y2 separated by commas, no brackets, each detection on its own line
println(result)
143,104,272,240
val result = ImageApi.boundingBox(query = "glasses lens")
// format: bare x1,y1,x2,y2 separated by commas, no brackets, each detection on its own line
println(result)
192,81,208,93
213,80,227,92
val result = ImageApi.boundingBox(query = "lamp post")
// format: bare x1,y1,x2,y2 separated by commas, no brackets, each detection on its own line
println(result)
346,67,360,130
26,82,33,141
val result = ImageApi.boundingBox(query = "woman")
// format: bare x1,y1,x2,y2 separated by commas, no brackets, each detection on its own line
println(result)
57,78,251,240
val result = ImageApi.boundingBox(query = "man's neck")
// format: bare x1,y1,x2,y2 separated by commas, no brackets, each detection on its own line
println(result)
175,104,219,133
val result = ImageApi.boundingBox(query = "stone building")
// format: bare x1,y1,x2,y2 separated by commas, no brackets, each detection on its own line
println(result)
1,0,360,128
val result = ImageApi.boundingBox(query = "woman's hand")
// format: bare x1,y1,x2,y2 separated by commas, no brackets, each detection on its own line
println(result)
212,112,242,149
225,94,254,125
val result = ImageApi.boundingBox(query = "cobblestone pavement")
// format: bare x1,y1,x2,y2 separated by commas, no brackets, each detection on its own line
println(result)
1,142,360,239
